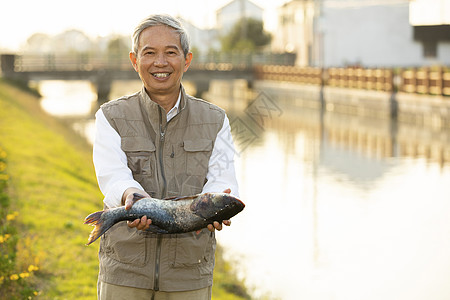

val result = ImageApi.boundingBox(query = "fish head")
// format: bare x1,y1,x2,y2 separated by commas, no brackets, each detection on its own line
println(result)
191,193,245,221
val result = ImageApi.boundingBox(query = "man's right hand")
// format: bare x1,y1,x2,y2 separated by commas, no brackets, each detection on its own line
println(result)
122,187,152,231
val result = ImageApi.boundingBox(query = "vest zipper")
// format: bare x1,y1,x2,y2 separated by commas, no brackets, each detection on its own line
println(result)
154,105,181,293
153,235,162,293
154,117,168,293
159,123,167,198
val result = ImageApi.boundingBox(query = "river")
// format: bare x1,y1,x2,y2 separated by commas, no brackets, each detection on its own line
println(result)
36,79,450,300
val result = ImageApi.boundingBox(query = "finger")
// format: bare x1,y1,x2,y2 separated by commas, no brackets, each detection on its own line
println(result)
222,188,231,194
140,219,152,231
143,217,152,230
125,199,133,210
125,194,135,210
127,219,139,228
214,221,223,231
223,220,231,226
125,191,147,210
137,216,148,230
207,224,215,232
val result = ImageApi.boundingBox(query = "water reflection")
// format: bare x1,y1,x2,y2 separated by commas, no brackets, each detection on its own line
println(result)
37,80,450,300
207,80,450,300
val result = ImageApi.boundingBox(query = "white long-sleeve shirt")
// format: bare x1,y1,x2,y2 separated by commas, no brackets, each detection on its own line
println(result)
93,100,239,208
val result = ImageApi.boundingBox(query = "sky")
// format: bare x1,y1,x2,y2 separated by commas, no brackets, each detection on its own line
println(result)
0,0,289,51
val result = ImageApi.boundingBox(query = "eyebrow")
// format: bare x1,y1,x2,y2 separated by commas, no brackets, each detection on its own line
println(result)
140,45,181,53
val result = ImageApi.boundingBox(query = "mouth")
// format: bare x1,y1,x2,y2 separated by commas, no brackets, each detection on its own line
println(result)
152,72,171,79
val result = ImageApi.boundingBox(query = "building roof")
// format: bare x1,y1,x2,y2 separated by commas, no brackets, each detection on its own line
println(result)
216,0,263,13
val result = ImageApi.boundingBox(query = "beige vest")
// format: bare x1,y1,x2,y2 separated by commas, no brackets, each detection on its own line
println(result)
98,85,225,292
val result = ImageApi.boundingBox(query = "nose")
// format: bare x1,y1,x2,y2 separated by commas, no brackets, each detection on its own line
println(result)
154,53,168,67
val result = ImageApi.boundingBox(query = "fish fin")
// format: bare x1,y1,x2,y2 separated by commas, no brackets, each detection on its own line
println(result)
84,210,112,245
84,210,103,225
132,193,146,204
166,194,199,201
146,224,169,234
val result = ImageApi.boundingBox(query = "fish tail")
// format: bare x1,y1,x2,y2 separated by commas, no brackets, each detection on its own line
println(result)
84,211,111,246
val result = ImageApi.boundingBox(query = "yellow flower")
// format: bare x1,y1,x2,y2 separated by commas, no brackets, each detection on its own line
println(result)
19,272,30,279
6,211,18,221
10,274,19,281
0,174,9,181
0,150,6,158
0,276,4,283
33,291,39,296
0,234,11,243
28,265,39,272
0,161,6,171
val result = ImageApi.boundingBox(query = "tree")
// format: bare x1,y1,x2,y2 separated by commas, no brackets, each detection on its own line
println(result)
107,36,129,58
221,18,272,52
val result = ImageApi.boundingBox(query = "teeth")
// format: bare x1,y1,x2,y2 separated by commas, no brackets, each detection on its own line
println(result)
153,73,169,78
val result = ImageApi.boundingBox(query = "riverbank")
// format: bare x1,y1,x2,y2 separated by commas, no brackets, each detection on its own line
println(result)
253,80,450,129
0,79,249,299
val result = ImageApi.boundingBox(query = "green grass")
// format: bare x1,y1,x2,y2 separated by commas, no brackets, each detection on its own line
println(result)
0,79,250,299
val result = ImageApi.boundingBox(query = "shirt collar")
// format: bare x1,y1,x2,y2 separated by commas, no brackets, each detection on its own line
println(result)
166,91,181,122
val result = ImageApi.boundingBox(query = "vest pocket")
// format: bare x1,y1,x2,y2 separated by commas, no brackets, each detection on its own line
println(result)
169,230,215,275
122,137,156,176
183,139,213,177
101,222,148,266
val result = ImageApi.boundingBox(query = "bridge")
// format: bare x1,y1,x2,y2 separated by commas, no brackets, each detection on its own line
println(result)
0,53,261,101
2,53,448,102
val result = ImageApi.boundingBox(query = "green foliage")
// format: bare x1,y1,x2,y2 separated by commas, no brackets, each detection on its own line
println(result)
0,80,102,298
1,78,41,98
0,145,40,299
213,246,251,300
221,18,272,52
107,36,130,58
0,80,251,299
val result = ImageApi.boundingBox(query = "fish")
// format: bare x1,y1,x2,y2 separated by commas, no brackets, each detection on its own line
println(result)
84,192,245,245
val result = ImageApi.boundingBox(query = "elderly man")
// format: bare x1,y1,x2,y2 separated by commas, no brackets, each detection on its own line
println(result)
92,14,239,300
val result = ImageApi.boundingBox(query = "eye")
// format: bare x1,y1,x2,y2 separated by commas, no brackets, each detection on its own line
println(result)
143,50,155,56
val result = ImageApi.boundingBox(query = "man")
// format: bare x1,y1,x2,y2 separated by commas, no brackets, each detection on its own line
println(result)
92,14,239,300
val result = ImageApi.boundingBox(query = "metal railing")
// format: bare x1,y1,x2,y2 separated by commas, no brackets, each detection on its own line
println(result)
12,54,131,72
254,65,450,96
401,67,450,96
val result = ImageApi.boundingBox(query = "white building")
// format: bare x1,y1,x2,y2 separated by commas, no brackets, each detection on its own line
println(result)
272,0,317,66
24,30,93,54
275,0,450,67
25,33,53,53
179,18,220,56
320,0,450,67
216,0,264,35
53,29,93,53
409,0,450,25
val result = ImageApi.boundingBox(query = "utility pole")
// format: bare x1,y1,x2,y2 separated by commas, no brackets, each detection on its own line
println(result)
313,0,324,68
240,0,247,41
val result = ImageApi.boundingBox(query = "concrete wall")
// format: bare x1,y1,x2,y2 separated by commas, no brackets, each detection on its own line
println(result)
320,1,450,67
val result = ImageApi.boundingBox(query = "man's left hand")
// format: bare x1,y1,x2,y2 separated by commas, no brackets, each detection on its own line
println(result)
204,188,232,233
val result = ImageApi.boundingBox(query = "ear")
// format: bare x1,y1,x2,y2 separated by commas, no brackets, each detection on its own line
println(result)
183,52,193,72
129,51,138,72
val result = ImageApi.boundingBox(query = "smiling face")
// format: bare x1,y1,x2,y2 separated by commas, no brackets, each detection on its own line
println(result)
129,25,192,107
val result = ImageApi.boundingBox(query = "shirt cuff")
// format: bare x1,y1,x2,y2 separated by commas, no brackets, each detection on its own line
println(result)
103,180,144,208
